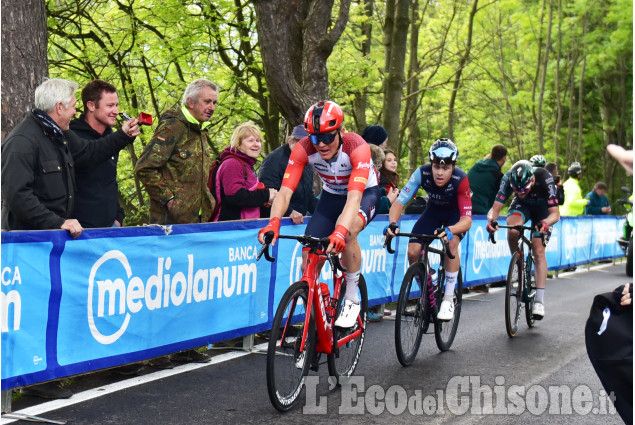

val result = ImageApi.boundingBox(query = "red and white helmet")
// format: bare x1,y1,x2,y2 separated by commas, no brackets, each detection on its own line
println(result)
303,101,344,134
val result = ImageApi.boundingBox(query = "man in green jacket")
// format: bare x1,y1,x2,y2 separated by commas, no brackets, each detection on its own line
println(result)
560,162,589,216
135,78,217,225
467,144,507,215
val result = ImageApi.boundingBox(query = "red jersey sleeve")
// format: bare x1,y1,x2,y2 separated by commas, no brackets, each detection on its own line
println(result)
345,134,373,193
280,139,310,192
457,177,472,217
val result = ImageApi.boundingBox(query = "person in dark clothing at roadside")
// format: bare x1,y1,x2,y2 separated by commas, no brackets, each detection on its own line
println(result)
467,144,507,215
585,181,611,215
70,79,145,377
70,80,126,228
259,125,318,223
545,162,565,206
1,78,139,399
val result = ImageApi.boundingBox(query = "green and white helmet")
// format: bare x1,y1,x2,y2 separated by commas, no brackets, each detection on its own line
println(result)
530,155,546,167
509,160,535,194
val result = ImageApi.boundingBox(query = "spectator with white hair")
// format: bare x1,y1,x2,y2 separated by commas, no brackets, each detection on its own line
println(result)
1,77,139,399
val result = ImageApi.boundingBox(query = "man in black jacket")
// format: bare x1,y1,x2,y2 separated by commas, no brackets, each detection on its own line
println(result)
70,80,126,228
1,78,139,238
259,125,318,223
1,79,139,399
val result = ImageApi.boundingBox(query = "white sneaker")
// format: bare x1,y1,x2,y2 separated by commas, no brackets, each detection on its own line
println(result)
334,300,361,328
437,300,454,321
532,302,545,319
295,352,305,369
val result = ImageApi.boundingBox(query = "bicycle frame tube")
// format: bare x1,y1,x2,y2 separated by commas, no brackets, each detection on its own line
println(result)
298,250,335,354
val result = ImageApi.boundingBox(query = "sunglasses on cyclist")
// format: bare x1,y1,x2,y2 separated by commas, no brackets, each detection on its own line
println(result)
310,131,338,145
512,179,534,194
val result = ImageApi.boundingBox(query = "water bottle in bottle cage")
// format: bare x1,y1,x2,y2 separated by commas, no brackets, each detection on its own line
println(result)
320,282,332,317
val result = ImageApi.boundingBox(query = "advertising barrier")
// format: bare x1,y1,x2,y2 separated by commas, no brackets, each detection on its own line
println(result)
1,215,624,390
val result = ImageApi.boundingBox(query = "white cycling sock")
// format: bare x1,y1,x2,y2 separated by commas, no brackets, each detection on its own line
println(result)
344,271,360,304
536,288,545,304
443,271,458,303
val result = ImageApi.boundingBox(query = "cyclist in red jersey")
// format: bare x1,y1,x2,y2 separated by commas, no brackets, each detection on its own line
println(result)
258,100,381,328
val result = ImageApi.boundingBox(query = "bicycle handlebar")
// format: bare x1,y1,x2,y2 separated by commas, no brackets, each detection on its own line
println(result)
257,232,347,272
383,232,455,260
487,224,546,246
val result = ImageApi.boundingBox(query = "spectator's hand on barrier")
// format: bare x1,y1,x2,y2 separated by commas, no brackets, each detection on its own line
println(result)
602,206,612,213
327,225,348,254
621,283,632,306
61,219,84,239
166,198,174,210
258,217,280,245
122,118,140,138
289,210,304,225
486,220,498,233
387,187,400,204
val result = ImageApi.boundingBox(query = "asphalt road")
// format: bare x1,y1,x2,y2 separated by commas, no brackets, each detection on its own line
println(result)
5,263,630,424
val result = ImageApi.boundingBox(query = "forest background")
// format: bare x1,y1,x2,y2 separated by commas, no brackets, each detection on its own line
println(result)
2,0,632,225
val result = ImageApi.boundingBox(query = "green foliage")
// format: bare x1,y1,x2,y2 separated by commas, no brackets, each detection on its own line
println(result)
46,0,632,223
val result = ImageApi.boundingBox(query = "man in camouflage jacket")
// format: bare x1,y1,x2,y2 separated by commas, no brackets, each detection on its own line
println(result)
135,79,217,224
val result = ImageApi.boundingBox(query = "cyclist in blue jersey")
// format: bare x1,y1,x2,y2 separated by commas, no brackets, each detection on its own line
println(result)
387,139,472,321
486,160,560,319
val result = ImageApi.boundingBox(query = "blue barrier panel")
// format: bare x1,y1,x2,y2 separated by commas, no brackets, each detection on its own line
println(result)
590,216,623,261
1,240,54,384
0,214,625,390
464,217,512,285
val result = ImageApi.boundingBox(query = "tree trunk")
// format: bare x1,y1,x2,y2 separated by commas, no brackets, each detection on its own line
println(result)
447,0,478,141
576,21,587,161
553,0,563,163
405,0,423,176
1,0,48,142
351,0,374,132
536,0,553,154
381,0,409,150
253,0,351,125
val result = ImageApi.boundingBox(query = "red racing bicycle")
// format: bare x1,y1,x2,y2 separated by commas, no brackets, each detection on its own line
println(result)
258,232,368,411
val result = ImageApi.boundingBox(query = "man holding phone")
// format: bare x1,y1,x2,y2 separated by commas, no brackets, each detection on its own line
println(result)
70,79,129,228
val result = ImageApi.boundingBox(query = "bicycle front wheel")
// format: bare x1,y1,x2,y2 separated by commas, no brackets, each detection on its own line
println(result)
394,262,427,366
434,268,463,351
525,254,537,328
327,275,368,383
267,281,315,412
505,252,523,337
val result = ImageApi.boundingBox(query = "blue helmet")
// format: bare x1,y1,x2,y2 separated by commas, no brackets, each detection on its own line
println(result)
429,138,459,164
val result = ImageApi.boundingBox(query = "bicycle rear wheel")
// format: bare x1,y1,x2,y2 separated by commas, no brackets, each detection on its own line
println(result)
327,275,368,383
394,262,427,366
434,268,463,351
505,252,523,337
267,281,315,412
525,254,537,328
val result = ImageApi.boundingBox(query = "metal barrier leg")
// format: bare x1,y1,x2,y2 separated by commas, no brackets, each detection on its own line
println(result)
1,390,12,413
242,334,254,352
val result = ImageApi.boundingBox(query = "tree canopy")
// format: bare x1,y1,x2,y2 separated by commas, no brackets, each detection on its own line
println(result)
31,0,633,223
